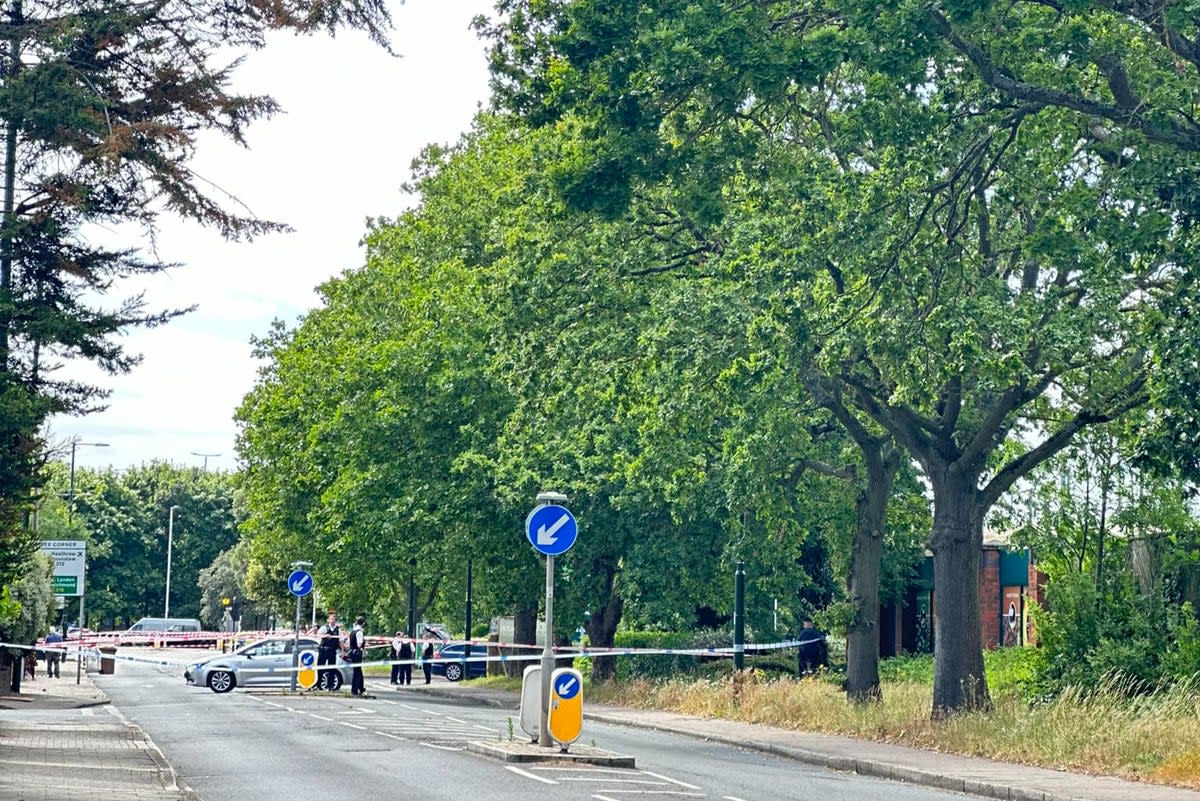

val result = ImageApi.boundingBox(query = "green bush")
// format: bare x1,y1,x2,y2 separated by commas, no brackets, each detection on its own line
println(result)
612,630,711,682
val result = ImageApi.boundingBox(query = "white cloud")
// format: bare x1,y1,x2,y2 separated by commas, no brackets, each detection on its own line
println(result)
52,0,496,469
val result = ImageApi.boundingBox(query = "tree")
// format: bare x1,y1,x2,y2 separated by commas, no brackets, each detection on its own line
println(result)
484,0,1199,714
0,0,392,585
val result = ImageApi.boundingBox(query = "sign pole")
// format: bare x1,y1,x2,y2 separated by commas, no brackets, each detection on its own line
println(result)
539,553,555,747
286,561,313,693
76,586,85,684
291,593,301,692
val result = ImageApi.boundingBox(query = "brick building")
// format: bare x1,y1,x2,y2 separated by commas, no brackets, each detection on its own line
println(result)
878,534,1047,657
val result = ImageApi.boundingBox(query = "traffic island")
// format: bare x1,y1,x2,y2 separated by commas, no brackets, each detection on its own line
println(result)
466,739,635,767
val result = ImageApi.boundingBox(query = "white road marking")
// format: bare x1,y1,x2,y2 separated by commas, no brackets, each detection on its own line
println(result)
593,796,622,801
506,766,559,785
589,793,702,797
533,768,637,774
338,722,366,730
640,771,702,790
472,724,495,732
445,716,470,724
418,742,463,752
309,714,334,721
81,708,93,717
397,703,422,711
724,796,751,801
259,700,284,708
561,778,669,785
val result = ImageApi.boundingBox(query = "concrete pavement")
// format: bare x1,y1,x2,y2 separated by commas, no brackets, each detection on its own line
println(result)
0,668,196,801
362,675,1200,801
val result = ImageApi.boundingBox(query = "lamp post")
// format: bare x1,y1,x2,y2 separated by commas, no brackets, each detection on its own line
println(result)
164,505,180,618
190,451,220,470
68,440,109,524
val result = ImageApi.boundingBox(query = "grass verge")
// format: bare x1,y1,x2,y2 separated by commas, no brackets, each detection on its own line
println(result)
588,650,1200,789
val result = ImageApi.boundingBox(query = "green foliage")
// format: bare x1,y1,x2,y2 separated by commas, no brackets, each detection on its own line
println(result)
0,0,394,591
35,462,239,627
0,553,54,652
612,630,706,682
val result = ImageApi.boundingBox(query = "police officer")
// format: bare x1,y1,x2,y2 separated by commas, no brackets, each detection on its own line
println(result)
316,611,342,687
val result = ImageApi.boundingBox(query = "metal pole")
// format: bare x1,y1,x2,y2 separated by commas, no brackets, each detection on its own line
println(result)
734,560,745,671
164,506,178,618
290,593,301,692
539,553,555,747
68,441,77,525
75,585,85,684
463,558,473,678
407,558,417,638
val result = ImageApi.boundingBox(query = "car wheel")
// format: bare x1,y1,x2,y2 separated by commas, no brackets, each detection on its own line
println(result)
445,663,463,682
207,670,235,694
318,670,342,691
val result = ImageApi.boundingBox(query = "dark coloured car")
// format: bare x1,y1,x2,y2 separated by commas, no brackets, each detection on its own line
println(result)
430,642,487,682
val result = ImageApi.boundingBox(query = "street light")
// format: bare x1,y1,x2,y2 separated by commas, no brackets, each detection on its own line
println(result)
68,440,109,524
164,505,180,618
190,451,221,470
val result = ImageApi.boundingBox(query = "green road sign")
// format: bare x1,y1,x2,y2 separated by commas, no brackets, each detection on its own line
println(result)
51,576,78,595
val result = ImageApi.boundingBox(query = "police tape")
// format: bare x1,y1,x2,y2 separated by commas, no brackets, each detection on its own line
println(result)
2,635,827,676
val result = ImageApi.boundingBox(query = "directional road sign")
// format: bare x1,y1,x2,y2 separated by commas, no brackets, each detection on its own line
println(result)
297,649,317,690
287,569,314,598
549,667,584,745
525,504,578,556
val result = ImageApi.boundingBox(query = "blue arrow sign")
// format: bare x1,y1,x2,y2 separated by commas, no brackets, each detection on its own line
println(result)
525,504,578,556
554,673,580,700
300,651,315,667
287,570,313,598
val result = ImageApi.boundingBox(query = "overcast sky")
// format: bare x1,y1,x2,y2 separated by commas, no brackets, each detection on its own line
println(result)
52,0,496,470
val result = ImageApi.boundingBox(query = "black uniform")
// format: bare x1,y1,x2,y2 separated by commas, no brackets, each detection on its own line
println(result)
348,626,366,695
393,640,413,685
421,642,434,684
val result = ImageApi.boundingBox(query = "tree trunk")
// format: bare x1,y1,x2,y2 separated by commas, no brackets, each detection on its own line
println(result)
505,604,537,678
929,469,990,717
587,587,624,683
844,464,893,702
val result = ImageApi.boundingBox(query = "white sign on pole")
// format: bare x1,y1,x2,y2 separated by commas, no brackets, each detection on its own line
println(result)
40,540,86,597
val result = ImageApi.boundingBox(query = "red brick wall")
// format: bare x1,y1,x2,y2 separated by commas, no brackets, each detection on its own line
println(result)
979,548,1001,649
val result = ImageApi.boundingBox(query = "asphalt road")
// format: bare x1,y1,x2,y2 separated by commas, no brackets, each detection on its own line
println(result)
96,658,980,801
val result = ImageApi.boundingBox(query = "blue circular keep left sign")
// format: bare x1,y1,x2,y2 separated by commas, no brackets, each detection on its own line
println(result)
300,651,315,667
287,570,313,597
526,504,578,556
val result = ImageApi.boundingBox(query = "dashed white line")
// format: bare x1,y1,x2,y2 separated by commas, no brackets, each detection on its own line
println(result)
338,722,366,730
593,795,621,801
309,714,333,722
724,796,751,801
397,703,422,711
445,716,470,725
418,742,463,752
639,771,702,790
561,778,669,785
506,765,559,785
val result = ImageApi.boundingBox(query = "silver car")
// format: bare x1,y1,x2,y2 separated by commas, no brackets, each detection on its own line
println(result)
184,636,352,693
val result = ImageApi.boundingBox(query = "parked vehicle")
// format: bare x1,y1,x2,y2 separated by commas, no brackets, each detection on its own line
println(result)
185,636,352,693
118,617,208,646
431,642,487,682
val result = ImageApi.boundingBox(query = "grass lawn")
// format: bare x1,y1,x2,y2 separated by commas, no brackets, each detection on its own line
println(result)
587,648,1200,789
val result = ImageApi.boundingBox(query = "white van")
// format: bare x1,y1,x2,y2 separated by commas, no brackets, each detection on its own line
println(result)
117,617,204,645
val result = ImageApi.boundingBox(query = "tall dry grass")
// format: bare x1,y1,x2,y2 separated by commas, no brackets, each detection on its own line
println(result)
588,672,1200,787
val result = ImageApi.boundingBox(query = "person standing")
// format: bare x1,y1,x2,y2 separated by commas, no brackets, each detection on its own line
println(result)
316,611,342,689
348,615,367,696
44,629,63,678
421,639,434,684
392,631,413,685
396,628,410,685
796,618,828,676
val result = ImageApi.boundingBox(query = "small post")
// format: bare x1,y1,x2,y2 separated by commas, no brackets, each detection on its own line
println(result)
407,558,417,639
539,553,555,747
288,560,312,693
463,558,473,679
734,560,745,672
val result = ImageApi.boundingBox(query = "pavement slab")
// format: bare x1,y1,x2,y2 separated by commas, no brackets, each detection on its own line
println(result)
0,670,196,801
